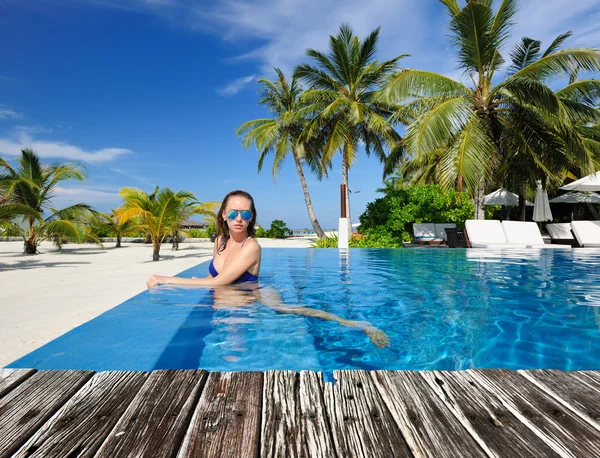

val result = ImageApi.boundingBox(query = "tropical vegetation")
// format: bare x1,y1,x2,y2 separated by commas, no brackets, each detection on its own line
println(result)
114,186,217,261
236,69,327,238
0,149,97,253
296,24,405,236
359,185,474,243
380,0,600,220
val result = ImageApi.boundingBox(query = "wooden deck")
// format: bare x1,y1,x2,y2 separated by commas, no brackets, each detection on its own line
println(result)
2,368,600,457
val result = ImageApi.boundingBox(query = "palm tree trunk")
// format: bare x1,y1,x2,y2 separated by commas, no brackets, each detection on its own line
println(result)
116,234,122,248
172,230,179,251
24,217,37,254
342,148,352,236
518,180,527,221
474,180,485,220
292,147,325,238
153,238,161,261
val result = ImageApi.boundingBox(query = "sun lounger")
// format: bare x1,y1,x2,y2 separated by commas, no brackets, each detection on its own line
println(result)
570,221,600,248
546,223,577,246
434,223,456,242
412,223,439,244
465,220,527,248
502,221,570,249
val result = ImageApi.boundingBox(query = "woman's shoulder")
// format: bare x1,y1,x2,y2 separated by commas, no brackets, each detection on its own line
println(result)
245,236,261,251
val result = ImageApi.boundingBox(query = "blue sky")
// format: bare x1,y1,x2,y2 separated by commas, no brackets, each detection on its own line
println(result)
1,0,599,229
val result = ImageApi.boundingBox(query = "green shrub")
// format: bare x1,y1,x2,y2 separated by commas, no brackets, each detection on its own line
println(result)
349,230,402,248
267,219,290,238
311,235,338,248
205,225,216,237
359,185,474,243
255,226,268,238
187,229,206,238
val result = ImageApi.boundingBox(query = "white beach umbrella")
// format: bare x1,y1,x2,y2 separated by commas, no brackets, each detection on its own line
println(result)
484,188,533,206
549,191,600,203
560,171,600,191
533,180,553,222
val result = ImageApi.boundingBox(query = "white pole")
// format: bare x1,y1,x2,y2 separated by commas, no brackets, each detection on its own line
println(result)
338,217,349,248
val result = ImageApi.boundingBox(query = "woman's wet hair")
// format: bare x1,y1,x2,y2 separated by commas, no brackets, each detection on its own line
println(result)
216,190,256,252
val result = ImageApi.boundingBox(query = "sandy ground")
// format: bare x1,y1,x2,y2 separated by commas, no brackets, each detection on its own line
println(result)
0,237,315,367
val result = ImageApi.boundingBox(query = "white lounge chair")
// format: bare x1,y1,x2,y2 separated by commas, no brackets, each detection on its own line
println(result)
570,221,600,248
413,223,439,243
464,220,527,248
502,221,570,249
546,223,577,246
434,223,456,242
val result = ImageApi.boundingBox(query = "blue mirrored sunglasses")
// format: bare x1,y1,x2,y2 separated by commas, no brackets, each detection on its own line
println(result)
226,210,253,221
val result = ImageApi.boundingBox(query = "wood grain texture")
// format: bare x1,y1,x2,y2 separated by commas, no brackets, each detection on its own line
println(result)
12,371,148,458
325,370,411,458
261,370,301,458
423,370,561,458
177,371,263,458
260,371,336,458
520,369,600,431
0,369,36,399
371,370,487,458
0,370,93,458
470,369,600,457
298,371,337,458
95,370,207,458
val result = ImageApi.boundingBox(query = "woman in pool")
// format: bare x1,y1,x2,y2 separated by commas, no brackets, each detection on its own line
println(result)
146,190,389,347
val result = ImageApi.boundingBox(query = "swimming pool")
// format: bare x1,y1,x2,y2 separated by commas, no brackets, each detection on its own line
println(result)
8,248,600,377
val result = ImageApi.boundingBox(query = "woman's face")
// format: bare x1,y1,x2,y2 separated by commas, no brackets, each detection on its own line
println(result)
223,195,253,236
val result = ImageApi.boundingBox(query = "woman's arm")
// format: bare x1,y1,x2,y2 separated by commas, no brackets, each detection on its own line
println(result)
146,242,260,288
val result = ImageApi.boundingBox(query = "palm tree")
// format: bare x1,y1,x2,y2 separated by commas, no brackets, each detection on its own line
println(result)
115,186,203,261
236,69,327,238
167,200,218,251
380,0,600,219
92,211,143,248
503,32,600,219
296,24,405,235
0,149,92,253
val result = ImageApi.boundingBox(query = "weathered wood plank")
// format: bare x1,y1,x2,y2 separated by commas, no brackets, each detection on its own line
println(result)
12,371,148,458
0,369,36,399
372,370,488,458
261,370,301,458
423,370,561,458
470,369,600,457
0,370,94,458
95,370,207,458
177,371,262,458
298,371,337,458
325,370,411,458
520,369,600,431
260,371,336,458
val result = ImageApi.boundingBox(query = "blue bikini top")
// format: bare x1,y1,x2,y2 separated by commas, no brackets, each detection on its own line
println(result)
209,236,258,284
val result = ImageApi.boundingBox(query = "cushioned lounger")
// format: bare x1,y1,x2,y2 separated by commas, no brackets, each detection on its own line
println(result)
413,223,438,243
570,221,600,248
502,221,570,249
464,220,527,248
546,223,576,246
434,223,456,241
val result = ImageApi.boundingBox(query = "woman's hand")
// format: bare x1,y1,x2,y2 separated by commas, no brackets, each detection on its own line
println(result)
146,274,163,289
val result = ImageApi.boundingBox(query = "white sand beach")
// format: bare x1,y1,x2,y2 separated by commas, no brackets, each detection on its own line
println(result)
0,238,314,367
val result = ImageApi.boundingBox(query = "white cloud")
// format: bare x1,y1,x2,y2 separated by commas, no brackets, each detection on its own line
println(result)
0,107,23,119
54,186,120,202
15,125,53,135
0,134,132,164
216,74,256,97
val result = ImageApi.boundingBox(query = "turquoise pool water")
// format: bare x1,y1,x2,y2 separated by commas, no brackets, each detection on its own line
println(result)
9,248,600,375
